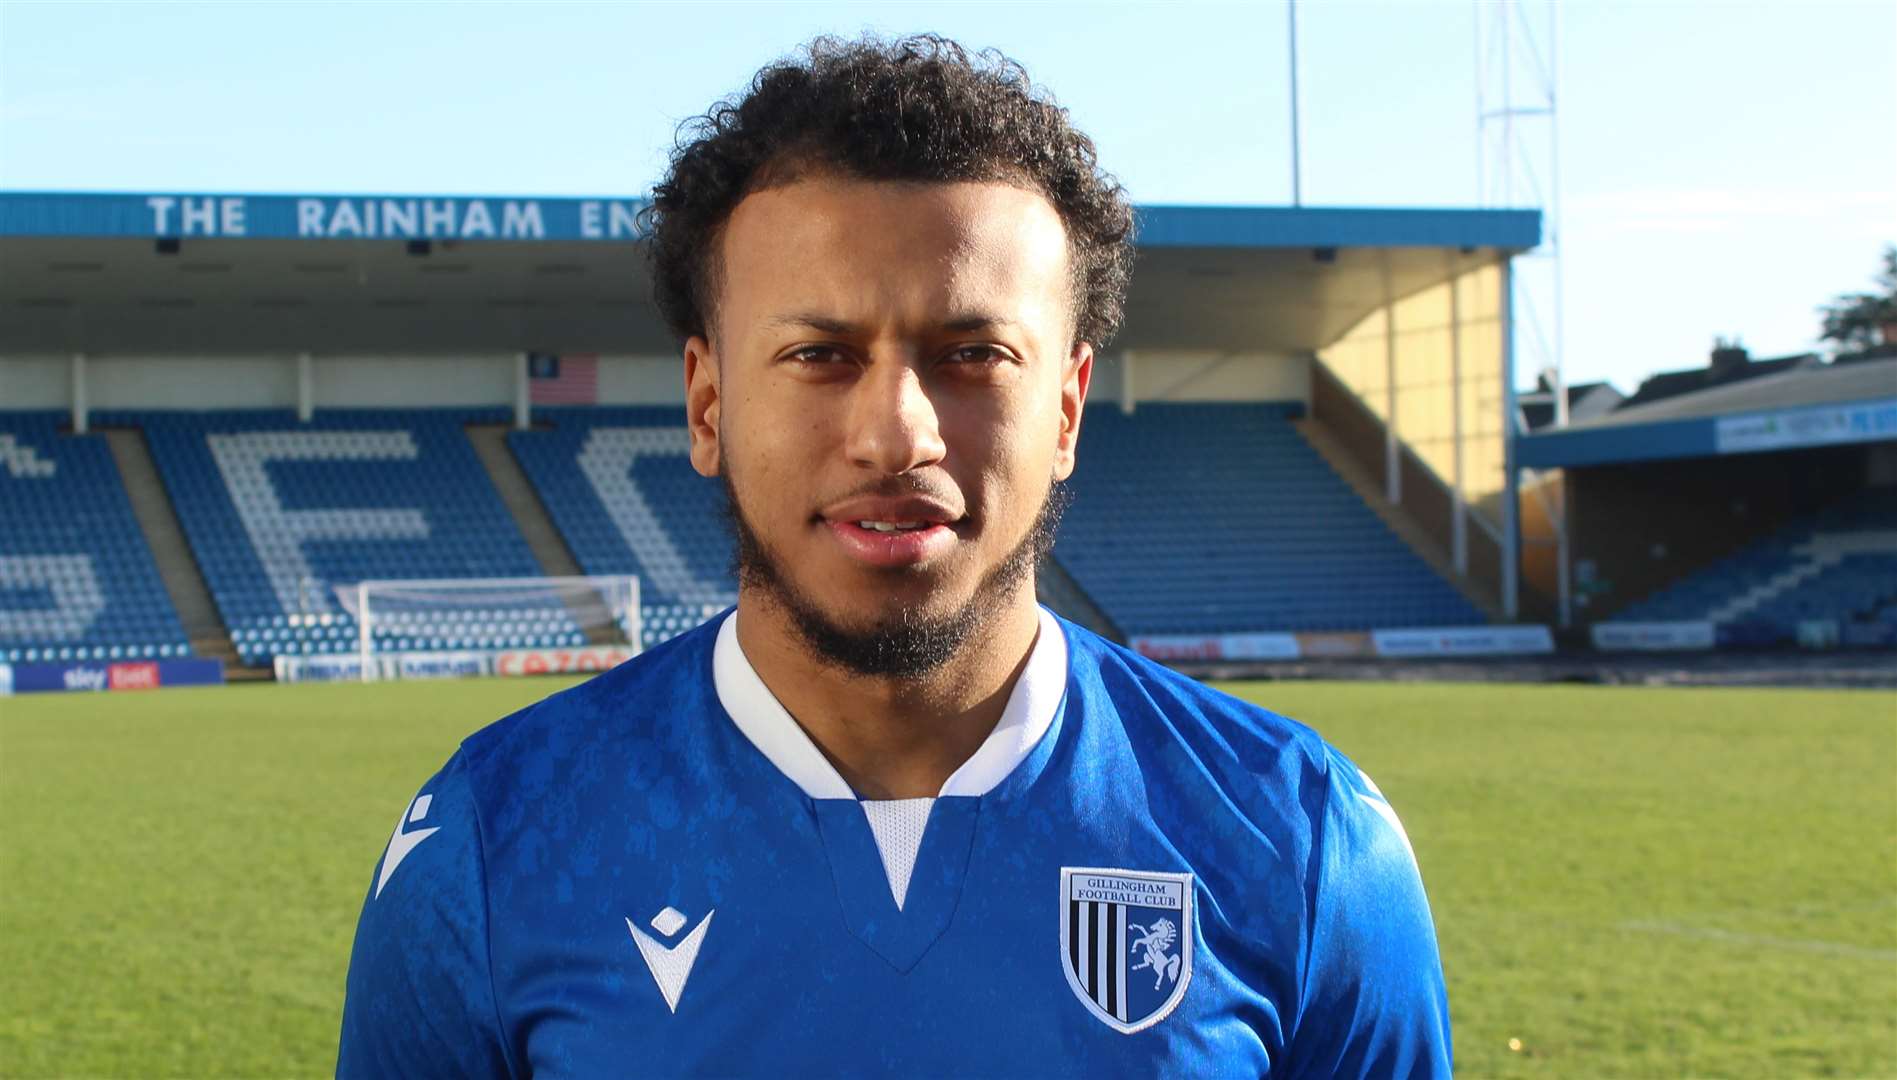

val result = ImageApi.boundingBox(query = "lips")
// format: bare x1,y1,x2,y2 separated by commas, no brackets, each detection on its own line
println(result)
824,520,959,567
818,493,965,568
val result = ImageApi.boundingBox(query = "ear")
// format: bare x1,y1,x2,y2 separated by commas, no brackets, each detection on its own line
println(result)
1053,341,1093,482
683,334,722,477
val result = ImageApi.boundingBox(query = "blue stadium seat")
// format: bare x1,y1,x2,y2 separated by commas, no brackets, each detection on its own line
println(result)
103,408,579,665
1616,488,1897,646
512,403,1488,641
0,413,191,662
1055,403,1487,634
509,407,737,648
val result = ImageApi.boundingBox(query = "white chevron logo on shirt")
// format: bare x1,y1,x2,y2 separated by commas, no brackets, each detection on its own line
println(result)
375,794,440,899
1356,769,1418,867
626,906,714,1014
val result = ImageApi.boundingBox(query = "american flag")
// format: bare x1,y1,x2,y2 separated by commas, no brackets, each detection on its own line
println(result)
528,352,598,405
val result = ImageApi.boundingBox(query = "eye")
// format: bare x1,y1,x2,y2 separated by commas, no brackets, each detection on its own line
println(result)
784,345,850,366
943,344,1009,366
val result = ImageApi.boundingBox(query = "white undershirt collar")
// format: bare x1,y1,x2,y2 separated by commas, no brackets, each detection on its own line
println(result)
712,604,1069,801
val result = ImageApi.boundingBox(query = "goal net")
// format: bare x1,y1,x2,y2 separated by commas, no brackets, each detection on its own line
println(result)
335,575,641,682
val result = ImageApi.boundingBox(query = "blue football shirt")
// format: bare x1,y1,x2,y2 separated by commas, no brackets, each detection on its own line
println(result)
337,607,1451,1077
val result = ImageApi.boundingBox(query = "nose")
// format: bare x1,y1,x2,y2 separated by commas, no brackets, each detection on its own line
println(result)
843,359,946,475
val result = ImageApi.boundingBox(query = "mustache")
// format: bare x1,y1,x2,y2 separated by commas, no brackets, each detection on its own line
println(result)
814,477,969,520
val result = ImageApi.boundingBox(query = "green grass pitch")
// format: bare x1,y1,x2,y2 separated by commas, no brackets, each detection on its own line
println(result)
2,676,1892,1077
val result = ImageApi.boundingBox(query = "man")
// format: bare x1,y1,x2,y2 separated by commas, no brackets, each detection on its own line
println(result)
339,35,1450,1077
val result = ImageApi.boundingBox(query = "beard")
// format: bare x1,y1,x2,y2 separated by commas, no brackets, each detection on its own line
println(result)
720,472,1070,680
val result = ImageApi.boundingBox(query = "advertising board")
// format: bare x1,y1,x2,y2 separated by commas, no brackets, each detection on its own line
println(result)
275,651,492,683
1371,625,1555,658
7,658,226,694
493,646,635,676
1589,621,1716,652
1130,633,1301,663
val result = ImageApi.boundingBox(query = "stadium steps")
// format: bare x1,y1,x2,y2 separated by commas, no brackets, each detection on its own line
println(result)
1706,530,1897,623
1036,555,1124,643
100,427,249,675
465,423,617,646
1289,418,1504,623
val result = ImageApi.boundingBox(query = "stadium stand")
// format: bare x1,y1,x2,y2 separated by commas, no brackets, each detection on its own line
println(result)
6,194,1555,673
508,406,736,642
107,408,585,665
2,399,1505,669
0,413,192,662
505,403,1487,641
1615,487,1897,645
1055,403,1487,634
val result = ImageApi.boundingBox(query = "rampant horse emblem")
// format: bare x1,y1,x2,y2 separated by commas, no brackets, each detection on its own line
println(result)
1128,917,1181,990
1059,867,1194,1034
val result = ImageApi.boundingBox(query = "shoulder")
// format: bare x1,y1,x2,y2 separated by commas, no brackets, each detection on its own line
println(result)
1057,626,1448,1072
447,611,728,812
342,745,517,1074
1062,619,1343,797
1060,619,1420,881
454,613,723,788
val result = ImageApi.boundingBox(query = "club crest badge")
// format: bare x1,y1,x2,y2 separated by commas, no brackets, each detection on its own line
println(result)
1059,866,1194,1033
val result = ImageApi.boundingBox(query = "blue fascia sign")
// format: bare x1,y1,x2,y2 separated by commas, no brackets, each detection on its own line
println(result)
0,192,651,242
1713,397,1897,455
3,192,1543,252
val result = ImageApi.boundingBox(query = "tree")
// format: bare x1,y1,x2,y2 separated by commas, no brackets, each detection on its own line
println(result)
1819,245,1897,350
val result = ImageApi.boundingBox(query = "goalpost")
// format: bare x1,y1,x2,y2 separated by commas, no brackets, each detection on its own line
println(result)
339,575,642,683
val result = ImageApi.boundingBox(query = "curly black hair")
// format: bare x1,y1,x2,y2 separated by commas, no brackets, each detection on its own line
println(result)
644,34,1135,350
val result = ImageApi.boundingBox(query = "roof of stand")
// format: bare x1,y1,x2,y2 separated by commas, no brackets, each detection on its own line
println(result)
1,191,1540,355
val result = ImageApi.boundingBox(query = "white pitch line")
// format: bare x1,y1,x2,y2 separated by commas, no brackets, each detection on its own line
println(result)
1618,920,1897,963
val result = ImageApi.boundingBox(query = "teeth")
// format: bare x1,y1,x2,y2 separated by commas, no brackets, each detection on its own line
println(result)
857,521,928,532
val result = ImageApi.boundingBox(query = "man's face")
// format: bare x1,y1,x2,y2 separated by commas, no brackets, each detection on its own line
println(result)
683,175,1091,672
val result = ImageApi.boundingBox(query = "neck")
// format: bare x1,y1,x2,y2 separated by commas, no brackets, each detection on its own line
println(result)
734,583,1043,799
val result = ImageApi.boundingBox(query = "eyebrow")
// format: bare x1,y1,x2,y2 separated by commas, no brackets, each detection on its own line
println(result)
762,311,1021,335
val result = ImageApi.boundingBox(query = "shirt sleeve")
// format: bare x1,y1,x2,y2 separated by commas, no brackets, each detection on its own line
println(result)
1279,752,1453,1078
336,752,515,1079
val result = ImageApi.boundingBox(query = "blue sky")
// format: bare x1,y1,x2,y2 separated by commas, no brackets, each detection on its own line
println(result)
1,0,1890,394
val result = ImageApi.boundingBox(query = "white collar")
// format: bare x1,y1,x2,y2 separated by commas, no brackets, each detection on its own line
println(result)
711,604,1069,800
